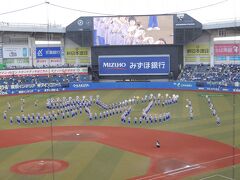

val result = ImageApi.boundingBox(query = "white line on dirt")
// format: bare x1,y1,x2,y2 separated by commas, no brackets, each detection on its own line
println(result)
136,154,240,180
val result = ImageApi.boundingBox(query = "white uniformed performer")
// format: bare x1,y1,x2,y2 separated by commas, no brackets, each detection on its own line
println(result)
156,140,160,148
7,102,11,110
9,116,13,125
216,116,221,126
20,105,24,112
3,111,7,121
34,100,38,107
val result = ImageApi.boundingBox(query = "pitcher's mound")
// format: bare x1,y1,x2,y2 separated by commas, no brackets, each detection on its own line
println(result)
10,159,69,175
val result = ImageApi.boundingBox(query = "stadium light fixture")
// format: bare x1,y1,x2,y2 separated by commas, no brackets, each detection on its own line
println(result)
35,40,61,45
214,36,240,41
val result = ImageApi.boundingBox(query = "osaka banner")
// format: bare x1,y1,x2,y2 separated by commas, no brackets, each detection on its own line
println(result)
36,47,61,59
98,55,170,76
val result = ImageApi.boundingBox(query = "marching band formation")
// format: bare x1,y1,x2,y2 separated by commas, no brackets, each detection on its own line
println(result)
2,93,221,126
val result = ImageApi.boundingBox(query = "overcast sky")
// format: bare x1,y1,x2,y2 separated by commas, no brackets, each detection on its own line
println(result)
0,0,239,26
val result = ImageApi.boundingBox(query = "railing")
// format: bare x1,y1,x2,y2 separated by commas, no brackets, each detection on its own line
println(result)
0,22,65,32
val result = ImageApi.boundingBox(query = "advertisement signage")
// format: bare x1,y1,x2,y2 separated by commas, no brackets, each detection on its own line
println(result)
34,58,63,67
70,81,196,90
214,56,240,61
65,48,89,58
98,55,170,76
214,44,240,56
214,44,240,63
65,48,91,65
2,59,14,64
3,47,29,58
93,15,173,46
0,47,2,59
36,47,61,59
1,81,240,96
0,68,88,77
2,58,30,67
0,64,6,70
185,44,210,63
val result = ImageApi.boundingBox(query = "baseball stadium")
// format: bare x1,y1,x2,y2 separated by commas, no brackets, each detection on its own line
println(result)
0,2,240,180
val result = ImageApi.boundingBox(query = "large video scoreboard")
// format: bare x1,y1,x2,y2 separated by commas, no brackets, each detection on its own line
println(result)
93,15,174,46
66,14,202,46
66,14,202,80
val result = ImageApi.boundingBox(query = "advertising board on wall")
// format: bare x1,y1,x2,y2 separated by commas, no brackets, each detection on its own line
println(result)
1,81,240,96
36,47,62,59
98,55,170,76
65,48,89,57
214,44,240,56
0,46,2,65
0,67,88,77
3,47,29,59
214,44,240,63
65,47,91,65
184,43,210,63
0,47,2,59
2,58,30,67
34,58,63,67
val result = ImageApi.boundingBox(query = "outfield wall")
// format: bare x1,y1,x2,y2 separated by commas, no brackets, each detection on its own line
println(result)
1,81,240,95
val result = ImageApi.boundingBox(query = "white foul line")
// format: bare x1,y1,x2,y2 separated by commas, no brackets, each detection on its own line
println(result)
163,164,200,174
135,165,201,180
199,174,233,180
136,153,240,180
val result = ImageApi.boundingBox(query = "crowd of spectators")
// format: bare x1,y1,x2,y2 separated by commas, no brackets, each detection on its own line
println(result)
1,63,239,87
178,64,240,86
4,64,82,70
0,74,84,86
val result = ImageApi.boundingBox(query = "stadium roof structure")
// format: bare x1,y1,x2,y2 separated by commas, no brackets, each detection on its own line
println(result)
1,18,240,33
203,19,240,30
0,22,65,33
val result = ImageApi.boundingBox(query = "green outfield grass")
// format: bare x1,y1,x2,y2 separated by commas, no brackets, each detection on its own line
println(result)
0,89,239,180
0,141,149,180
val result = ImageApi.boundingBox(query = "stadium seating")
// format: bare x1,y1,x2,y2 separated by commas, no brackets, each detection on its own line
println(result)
1,64,239,87
0,74,82,86
178,64,240,86
4,64,80,70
